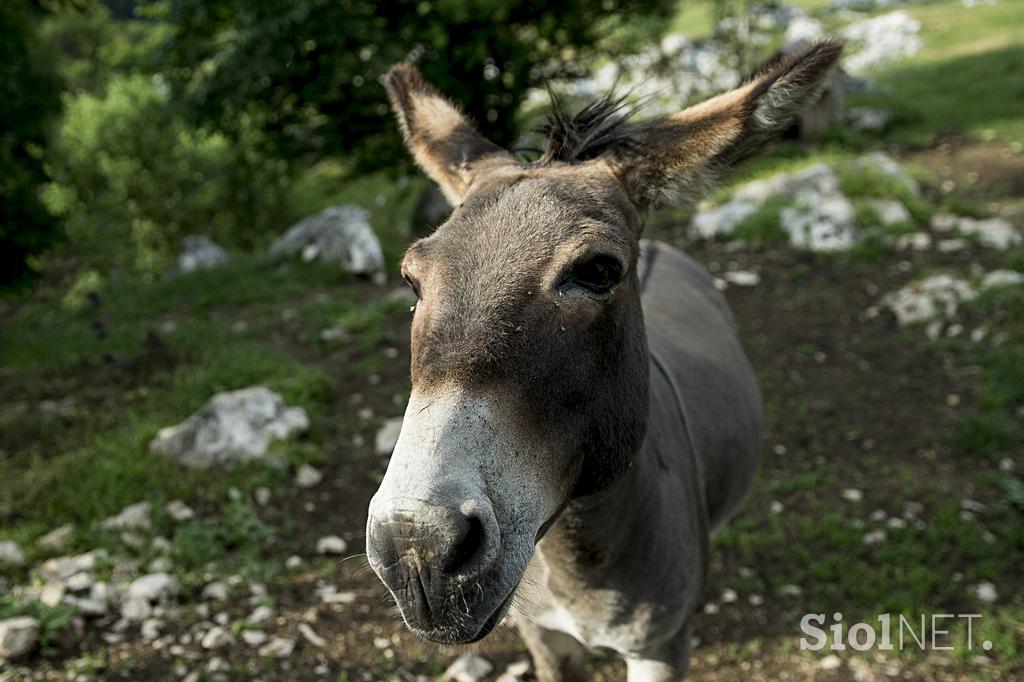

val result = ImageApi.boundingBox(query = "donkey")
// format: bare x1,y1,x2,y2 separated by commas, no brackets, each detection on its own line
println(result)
366,40,842,681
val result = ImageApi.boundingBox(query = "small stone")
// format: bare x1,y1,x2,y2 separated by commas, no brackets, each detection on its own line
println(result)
201,626,235,650
779,584,802,597
295,464,323,489
720,589,738,604
65,571,94,592
147,556,171,573
248,605,274,625
0,540,25,566
316,535,348,555
121,595,152,622
100,501,152,531
703,602,720,615
254,487,272,506
937,238,967,253
165,500,195,522
201,581,229,601
820,654,843,670
973,581,998,604
67,596,106,617
129,573,180,602
0,617,40,660
961,499,986,513
722,270,760,287
748,594,764,606
37,524,74,551
375,418,404,455
863,529,887,545
887,517,907,529
320,325,352,343
242,630,267,647
769,500,784,514
317,586,357,605
869,509,887,522
841,488,863,503
1000,458,1015,473
259,636,295,658
443,653,494,682
40,582,66,607
298,622,327,647
140,619,162,641
285,555,303,570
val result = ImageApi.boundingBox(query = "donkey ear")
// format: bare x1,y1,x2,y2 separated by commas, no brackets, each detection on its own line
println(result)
601,40,843,209
384,64,516,205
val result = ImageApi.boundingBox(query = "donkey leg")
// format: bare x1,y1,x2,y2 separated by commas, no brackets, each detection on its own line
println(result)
517,620,588,682
624,626,692,682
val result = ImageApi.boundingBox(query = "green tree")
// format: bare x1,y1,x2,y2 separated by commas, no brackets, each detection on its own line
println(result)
0,1,63,287
156,0,676,170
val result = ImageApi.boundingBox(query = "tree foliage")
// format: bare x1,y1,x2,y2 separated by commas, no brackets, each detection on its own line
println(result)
0,2,63,287
157,0,676,170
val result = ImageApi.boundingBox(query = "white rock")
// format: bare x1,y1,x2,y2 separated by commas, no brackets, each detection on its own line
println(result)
779,584,802,597
443,653,494,682
820,653,843,670
953,217,1021,250
65,571,94,592
254,487,272,506
242,629,267,647
36,549,107,583
298,622,327,647
780,194,857,252
201,581,229,601
785,16,825,44
961,499,986,513
0,540,24,566
723,270,760,287
691,200,757,240
320,325,352,343
769,500,784,515
973,581,998,604
841,488,863,502
129,573,180,603
177,235,229,274
867,199,911,226
720,588,738,604
317,585,357,605
201,626,236,650
165,500,195,522
841,12,922,75
0,617,40,660
863,529,888,545
882,275,977,325
140,618,162,641
100,501,152,531
40,582,66,607
316,535,348,555
37,524,74,551
294,464,323,489
375,418,404,455
895,232,931,251
268,205,385,278
149,387,309,468
120,595,152,622
248,605,274,625
258,636,295,658
937,238,967,253
981,269,1024,290
285,555,303,570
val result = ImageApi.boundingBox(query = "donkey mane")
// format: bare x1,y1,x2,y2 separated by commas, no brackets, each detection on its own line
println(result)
534,89,643,164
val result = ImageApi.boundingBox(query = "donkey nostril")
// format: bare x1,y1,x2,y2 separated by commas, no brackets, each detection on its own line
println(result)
444,513,486,574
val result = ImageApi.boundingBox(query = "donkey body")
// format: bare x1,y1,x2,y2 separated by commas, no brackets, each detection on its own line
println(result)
366,41,841,681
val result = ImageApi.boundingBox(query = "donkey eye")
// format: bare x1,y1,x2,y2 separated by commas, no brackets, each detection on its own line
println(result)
564,255,623,295
402,272,421,299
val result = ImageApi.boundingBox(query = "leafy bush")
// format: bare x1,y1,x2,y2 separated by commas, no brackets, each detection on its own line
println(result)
0,2,63,288
43,74,292,281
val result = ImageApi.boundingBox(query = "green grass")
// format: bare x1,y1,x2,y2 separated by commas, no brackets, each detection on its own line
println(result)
0,257,367,568
851,0,1024,144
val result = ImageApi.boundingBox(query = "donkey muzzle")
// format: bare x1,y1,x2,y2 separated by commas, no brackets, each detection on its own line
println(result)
367,497,504,642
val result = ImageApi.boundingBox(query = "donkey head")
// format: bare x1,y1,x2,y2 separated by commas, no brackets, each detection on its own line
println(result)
366,41,841,644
